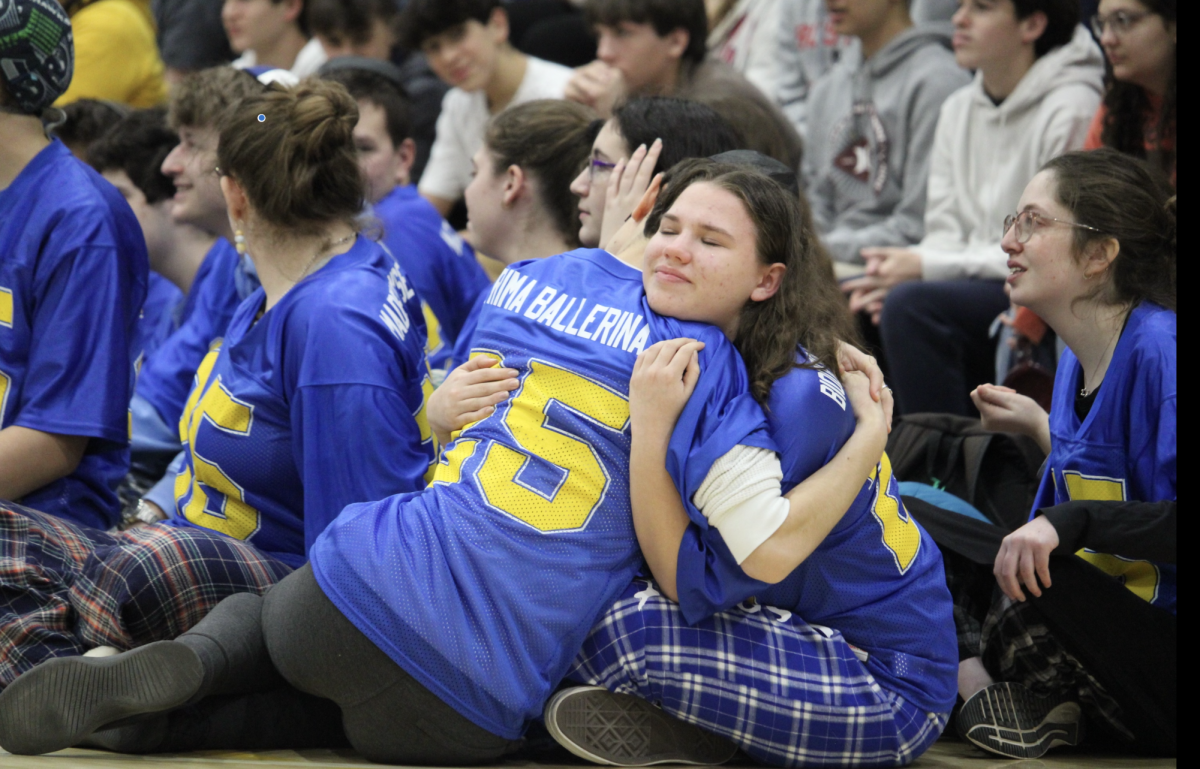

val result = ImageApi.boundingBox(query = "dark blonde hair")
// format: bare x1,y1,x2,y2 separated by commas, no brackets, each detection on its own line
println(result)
169,66,264,131
484,99,595,247
217,78,363,234
645,159,860,405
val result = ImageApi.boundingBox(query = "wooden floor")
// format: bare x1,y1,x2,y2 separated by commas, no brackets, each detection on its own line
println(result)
0,741,1175,769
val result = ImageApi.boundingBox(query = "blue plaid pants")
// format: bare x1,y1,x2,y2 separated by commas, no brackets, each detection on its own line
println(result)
568,580,948,768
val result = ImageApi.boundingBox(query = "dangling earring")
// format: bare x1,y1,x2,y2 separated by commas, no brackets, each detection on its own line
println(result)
234,224,247,256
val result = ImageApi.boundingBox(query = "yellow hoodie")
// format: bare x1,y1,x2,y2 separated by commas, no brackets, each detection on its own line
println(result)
54,0,168,108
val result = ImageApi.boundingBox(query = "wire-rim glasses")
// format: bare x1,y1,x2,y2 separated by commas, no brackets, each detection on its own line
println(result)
1090,10,1151,37
1004,211,1105,244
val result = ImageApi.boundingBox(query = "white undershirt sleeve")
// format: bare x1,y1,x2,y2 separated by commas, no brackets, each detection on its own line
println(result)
692,445,790,564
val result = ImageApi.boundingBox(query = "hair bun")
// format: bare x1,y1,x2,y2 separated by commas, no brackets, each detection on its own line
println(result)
287,79,358,162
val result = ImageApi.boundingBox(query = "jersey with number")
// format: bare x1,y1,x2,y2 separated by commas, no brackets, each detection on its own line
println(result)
312,248,769,739
1033,302,1176,613
673,352,958,714
0,139,148,530
376,185,490,374
141,273,185,362
162,237,433,567
136,238,254,429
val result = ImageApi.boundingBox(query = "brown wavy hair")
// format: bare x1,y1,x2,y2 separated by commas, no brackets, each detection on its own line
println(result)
1042,149,1176,312
644,158,860,406
217,78,364,234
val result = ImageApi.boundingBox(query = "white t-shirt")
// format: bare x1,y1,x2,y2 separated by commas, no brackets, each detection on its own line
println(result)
231,37,327,78
418,56,573,202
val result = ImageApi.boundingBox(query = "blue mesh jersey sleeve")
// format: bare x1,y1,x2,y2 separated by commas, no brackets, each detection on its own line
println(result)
164,238,432,567
1033,302,1176,614
673,352,959,714
310,248,760,740
376,185,490,372
136,238,250,430
0,140,149,529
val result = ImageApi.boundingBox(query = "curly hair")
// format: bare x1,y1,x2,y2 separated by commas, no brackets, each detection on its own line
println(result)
644,159,860,406
1098,0,1175,183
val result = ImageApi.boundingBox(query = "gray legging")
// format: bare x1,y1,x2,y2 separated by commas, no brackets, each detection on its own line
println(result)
178,564,519,764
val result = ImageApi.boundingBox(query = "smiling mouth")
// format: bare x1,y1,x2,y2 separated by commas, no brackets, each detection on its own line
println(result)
1009,266,1026,276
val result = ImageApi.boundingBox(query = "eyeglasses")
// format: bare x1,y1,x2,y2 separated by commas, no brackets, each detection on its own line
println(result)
587,158,617,182
1090,10,1151,37
1003,210,1105,244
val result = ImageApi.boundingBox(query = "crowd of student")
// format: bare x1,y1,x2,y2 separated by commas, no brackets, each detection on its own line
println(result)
0,0,1175,765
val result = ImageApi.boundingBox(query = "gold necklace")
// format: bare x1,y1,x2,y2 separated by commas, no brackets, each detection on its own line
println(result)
298,232,355,281
1079,320,1124,398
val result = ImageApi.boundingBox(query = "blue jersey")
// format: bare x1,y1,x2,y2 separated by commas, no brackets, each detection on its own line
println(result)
376,185,490,374
0,140,148,530
163,238,433,568
451,291,486,371
311,248,768,739
1034,302,1176,613
137,239,253,429
140,272,185,361
672,353,958,714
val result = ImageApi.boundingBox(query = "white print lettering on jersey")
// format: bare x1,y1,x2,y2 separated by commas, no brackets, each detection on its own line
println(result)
485,269,649,355
380,264,417,341
817,364,848,411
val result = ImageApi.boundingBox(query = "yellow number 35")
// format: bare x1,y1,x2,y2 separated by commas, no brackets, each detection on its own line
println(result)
434,357,630,533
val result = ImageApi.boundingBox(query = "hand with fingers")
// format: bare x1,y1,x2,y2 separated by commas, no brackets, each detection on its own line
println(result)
564,61,624,117
426,355,520,447
599,139,664,251
970,383,1051,453
629,338,705,443
994,515,1060,601
604,172,663,260
841,370,891,458
842,247,922,325
835,342,893,431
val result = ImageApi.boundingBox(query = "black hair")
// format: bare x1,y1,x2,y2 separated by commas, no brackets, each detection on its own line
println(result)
1012,0,1079,57
1097,0,1175,183
87,108,179,205
306,0,397,46
398,0,503,51
52,99,131,154
322,66,412,147
610,97,739,176
584,0,707,63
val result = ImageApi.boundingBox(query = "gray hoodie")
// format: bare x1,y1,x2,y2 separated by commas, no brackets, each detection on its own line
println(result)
804,25,970,263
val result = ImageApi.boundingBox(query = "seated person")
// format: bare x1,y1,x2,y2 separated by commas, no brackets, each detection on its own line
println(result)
54,0,168,107
0,2,149,531
841,0,1102,416
435,98,595,389
306,0,398,60
569,96,739,250
803,0,968,264
0,160,884,765
322,62,490,378
1085,0,1175,185
87,109,216,380
402,0,573,216
131,68,265,466
542,160,956,768
948,150,1174,758
570,0,802,171
0,79,434,692
224,0,328,76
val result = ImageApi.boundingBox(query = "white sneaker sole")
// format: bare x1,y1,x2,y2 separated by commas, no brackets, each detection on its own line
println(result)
959,682,1084,759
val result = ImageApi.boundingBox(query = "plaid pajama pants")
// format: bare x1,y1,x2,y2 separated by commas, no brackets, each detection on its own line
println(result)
0,503,293,688
568,580,948,768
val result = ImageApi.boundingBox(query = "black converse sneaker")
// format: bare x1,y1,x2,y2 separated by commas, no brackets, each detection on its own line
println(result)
0,641,204,756
544,686,739,766
958,682,1085,759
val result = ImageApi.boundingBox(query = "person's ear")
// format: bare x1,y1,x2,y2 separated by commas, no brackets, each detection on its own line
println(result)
394,138,417,186
664,28,689,60
488,6,511,45
750,263,786,302
1083,237,1120,280
1020,10,1048,47
502,163,526,208
280,0,303,24
220,175,250,224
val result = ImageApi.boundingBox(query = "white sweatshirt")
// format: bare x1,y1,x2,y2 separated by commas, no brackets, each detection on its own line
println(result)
916,26,1104,282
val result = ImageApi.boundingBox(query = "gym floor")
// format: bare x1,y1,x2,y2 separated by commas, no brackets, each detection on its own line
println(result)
0,741,1176,768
